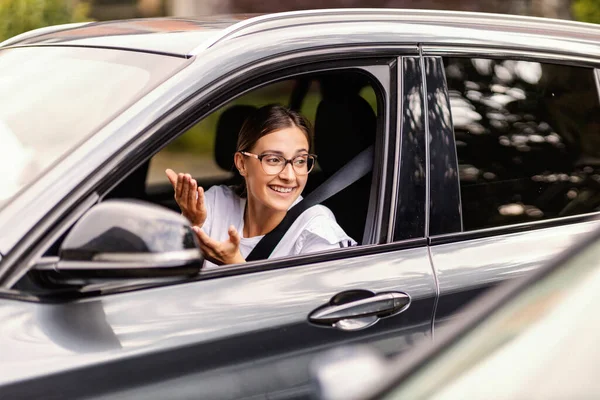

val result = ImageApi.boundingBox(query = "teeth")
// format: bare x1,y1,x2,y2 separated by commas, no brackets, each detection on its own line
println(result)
271,186,293,193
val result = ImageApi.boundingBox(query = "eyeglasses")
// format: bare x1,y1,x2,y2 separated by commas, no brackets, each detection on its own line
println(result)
240,151,317,175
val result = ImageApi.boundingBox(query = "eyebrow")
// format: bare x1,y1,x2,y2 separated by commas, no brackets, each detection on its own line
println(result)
261,149,309,155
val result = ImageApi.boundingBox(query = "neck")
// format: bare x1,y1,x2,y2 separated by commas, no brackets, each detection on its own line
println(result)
243,197,286,237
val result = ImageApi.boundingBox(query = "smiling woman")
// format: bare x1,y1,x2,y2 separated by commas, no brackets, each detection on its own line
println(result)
167,105,355,267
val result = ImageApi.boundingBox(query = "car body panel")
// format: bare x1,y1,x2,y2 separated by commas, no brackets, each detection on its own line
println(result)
0,246,435,398
430,219,600,327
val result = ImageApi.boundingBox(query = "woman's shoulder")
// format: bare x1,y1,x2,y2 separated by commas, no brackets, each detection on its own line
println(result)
205,184,236,196
204,185,244,215
294,205,355,245
298,204,335,220
204,184,241,202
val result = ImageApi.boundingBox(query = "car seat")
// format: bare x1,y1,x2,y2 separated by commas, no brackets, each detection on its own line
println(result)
215,104,258,173
314,90,377,244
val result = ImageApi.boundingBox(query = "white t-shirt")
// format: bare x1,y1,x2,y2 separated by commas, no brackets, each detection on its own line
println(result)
201,185,356,268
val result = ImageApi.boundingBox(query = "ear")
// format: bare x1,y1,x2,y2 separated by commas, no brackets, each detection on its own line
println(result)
234,152,246,176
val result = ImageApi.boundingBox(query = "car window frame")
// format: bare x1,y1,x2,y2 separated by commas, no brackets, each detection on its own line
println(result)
105,61,391,268
3,47,427,296
423,46,600,243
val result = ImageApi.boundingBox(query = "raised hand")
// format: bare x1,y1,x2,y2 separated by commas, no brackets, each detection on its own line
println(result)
192,225,245,266
165,169,207,227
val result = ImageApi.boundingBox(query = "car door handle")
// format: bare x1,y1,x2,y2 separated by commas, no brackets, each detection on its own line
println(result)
308,290,411,331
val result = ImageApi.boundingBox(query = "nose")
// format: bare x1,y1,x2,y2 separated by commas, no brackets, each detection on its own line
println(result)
278,162,295,181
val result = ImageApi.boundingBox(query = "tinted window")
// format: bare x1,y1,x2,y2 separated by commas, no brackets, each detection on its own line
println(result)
445,57,600,231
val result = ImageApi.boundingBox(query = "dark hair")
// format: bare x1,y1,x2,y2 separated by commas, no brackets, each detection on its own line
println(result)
236,104,313,152
234,104,313,197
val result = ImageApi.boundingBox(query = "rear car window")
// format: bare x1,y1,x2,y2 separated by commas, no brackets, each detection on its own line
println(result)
445,57,600,231
0,46,185,208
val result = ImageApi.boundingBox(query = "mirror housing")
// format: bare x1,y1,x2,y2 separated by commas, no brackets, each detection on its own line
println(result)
37,200,203,285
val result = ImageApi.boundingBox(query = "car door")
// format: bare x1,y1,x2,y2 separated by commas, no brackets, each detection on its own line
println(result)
0,53,436,400
423,52,600,330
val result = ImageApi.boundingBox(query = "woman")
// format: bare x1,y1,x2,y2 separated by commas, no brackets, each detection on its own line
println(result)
166,104,354,267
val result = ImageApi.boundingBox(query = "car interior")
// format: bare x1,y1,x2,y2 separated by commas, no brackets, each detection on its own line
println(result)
106,70,380,246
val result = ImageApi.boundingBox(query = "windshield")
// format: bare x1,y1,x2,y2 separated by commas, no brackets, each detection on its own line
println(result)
385,229,600,399
0,46,185,208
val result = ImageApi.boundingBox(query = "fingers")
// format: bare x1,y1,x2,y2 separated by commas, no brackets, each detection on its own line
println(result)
181,174,191,203
165,169,178,188
193,226,218,249
188,178,197,208
176,173,184,199
228,225,240,247
196,186,205,211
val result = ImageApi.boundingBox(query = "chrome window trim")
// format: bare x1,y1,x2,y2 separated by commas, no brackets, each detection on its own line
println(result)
422,46,600,66
92,249,201,264
430,212,600,245
32,249,203,270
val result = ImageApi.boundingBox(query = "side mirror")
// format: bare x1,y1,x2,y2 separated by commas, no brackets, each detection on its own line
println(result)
36,200,203,285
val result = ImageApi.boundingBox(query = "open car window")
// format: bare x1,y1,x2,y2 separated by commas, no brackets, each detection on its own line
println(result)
143,71,380,246
15,63,390,294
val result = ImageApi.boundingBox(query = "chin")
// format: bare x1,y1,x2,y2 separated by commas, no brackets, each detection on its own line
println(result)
265,192,300,212
267,198,296,212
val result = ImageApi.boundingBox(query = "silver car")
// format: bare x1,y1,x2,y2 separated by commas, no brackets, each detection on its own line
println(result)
1,9,600,399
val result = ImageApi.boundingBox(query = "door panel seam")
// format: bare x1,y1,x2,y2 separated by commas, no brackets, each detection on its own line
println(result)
427,245,440,340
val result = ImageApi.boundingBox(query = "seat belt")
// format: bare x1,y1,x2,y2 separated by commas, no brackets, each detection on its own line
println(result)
245,145,374,262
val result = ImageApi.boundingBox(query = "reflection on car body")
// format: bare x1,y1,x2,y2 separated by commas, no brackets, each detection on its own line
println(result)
0,8,600,399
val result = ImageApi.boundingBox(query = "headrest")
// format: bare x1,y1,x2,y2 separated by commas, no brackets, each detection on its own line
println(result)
314,96,376,174
214,105,257,171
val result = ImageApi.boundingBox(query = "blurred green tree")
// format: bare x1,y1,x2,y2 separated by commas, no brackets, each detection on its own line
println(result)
0,0,90,42
572,0,600,23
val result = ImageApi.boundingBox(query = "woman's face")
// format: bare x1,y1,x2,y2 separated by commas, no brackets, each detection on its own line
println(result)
237,125,309,213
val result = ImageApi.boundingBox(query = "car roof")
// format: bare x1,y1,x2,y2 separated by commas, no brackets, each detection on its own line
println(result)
0,17,240,57
2,9,600,58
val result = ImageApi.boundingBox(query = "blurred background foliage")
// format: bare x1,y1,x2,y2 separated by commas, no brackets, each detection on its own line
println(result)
0,0,90,42
572,0,600,23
